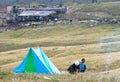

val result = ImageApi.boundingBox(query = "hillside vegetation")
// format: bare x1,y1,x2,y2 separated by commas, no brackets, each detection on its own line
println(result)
65,2,120,20
0,24,120,81
0,24,117,52
0,0,120,6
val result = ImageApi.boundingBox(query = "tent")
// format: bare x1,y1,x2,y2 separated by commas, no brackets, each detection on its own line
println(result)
13,47,60,74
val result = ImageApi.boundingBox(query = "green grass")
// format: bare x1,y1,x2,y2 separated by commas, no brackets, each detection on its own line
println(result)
0,24,119,52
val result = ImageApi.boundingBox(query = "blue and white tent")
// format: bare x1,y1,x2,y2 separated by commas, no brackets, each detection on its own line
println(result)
13,47,60,74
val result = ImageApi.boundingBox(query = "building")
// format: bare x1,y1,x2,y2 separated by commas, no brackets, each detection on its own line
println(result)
17,10,56,22
6,6,67,26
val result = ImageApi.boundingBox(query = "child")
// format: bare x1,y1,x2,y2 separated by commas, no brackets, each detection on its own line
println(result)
79,58,86,72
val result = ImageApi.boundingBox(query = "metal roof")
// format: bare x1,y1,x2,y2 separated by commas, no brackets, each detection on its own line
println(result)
18,11,56,16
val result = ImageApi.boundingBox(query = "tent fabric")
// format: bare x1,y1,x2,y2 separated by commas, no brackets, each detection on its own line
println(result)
13,47,60,74
35,48,60,74
24,49,36,73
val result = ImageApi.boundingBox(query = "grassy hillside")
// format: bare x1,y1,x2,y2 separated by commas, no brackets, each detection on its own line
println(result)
65,2,120,20
0,24,120,81
0,24,117,52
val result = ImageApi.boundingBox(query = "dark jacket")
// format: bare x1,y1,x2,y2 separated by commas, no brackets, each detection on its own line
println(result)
67,63,79,74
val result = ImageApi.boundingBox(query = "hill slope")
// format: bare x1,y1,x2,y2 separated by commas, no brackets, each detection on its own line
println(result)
0,24,120,81
0,24,120,71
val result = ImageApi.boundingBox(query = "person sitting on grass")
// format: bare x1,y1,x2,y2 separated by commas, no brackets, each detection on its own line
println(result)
67,61,80,74
79,58,86,72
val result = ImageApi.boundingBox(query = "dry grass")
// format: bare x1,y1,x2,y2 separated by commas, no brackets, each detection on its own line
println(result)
0,24,120,81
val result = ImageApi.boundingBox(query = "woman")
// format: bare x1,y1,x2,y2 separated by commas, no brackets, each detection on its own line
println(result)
67,61,80,74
